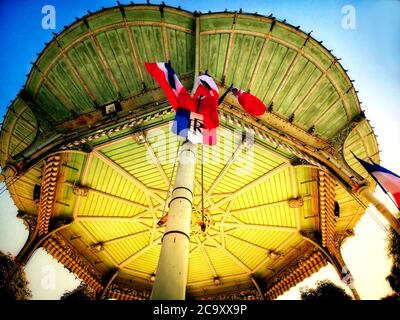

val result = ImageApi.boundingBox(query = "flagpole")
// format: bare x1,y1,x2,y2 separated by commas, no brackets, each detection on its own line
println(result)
150,140,197,300
218,84,233,105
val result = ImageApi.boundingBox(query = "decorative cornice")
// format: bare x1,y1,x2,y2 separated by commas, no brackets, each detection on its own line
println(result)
333,229,355,253
219,108,326,170
37,154,62,236
42,234,103,292
16,210,37,236
61,109,173,150
290,157,311,167
265,251,327,300
106,284,151,300
197,289,262,300
318,170,336,251
327,112,365,159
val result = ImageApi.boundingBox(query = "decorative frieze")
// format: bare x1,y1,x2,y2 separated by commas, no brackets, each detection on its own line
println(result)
318,170,336,251
42,234,103,292
265,250,327,300
37,155,62,236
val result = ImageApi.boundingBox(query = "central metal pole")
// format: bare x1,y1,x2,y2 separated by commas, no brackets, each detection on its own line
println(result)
151,140,197,300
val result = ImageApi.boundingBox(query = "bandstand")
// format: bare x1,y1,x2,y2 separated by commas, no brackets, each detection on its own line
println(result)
1,4,396,300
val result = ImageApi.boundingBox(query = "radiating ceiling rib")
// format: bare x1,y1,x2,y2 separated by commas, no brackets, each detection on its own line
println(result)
100,229,158,246
262,45,292,103
207,162,290,211
201,26,353,121
221,17,236,80
251,232,298,274
206,141,243,196
206,236,251,274
247,34,270,90
72,153,93,219
65,181,149,210
86,23,121,94
308,94,341,129
289,166,301,230
223,195,311,216
160,15,170,62
56,39,97,102
118,236,162,268
219,222,297,232
75,215,154,225
75,220,119,267
224,234,268,252
143,138,169,187
93,150,164,205
271,51,302,103
94,135,135,151
122,11,145,83
189,244,199,256
195,236,218,279
4,104,29,158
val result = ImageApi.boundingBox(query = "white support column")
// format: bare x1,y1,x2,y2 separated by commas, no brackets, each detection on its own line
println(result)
358,186,400,235
151,141,197,300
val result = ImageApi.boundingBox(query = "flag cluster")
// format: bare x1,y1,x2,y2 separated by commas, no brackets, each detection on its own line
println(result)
144,61,268,145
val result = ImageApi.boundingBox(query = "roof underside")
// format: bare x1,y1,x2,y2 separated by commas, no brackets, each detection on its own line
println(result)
1,5,380,298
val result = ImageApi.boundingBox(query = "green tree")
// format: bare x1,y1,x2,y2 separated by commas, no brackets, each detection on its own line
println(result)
60,281,95,300
300,280,352,301
383,227,400,300
0,250,32,300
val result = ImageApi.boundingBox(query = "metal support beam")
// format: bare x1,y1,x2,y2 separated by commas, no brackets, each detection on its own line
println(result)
97,269,119,300
250,275,265,300
300,231,361,300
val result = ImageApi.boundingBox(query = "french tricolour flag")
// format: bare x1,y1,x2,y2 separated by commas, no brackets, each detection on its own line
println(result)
354,153,400,210
145,62,219,145
144,62,192,111
172,108,217,145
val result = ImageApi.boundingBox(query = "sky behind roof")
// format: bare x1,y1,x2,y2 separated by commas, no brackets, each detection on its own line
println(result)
0,0,399,299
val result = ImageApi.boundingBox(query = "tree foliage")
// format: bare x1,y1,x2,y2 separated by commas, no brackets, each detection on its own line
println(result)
384,226,400,300
300,280,352,301
60,281,95,300
0,250,32,300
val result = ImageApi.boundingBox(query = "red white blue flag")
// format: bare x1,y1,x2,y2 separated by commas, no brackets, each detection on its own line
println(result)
172,108,217,145
145,62,220,145
231,88,267,117
144,62,193,111
192,74,220,130
353,154,400,210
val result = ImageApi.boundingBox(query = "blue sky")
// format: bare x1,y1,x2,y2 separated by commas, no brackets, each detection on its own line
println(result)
0,0,399,299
